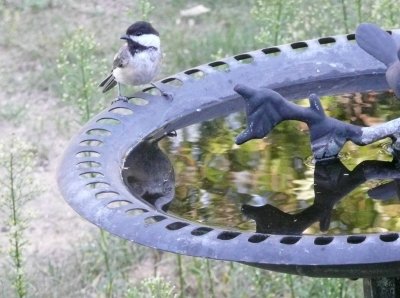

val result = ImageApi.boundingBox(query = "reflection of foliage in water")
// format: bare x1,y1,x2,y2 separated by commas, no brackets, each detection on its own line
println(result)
161,92,400,235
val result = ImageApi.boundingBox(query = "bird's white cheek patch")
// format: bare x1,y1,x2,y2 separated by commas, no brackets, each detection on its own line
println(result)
130,34,160,48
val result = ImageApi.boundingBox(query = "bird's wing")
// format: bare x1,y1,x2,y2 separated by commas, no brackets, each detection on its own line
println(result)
99,46,130,90
112,45,130,69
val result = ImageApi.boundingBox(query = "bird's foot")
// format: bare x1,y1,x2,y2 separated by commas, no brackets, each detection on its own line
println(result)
111,96,129,104
151,82,174,101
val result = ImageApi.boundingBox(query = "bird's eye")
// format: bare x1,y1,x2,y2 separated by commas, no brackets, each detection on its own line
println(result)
136,32,143,36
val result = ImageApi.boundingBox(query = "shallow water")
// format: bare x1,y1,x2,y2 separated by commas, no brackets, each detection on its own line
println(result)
159,91,400,235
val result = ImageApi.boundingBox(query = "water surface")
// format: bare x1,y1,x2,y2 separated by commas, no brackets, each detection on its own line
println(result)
160,92,400,235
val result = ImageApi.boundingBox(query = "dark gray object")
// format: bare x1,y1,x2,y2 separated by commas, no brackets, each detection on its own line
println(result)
356,23,400,98
234,84,400,161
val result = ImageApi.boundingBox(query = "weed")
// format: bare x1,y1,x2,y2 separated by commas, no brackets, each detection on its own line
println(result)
139,0,154,21
56,28,108,123
125,277,177,298
176,255,184,298
251,0,293,45
0,138,39,298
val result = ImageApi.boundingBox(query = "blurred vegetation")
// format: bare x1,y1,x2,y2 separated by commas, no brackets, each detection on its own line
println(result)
1,0,400,297
251,0,400,45
57,29,108,122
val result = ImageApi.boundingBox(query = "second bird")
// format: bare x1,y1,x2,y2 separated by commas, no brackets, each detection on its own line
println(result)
99,21,162,101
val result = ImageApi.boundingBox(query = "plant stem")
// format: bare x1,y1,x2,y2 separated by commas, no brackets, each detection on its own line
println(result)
274,0,284,45
340,0,349,33
78,41,90,122
9,152,26,298
287,274,295,298
389,2,395,27
177,255,184,298
99,230,113,298
206,259,215,298
356,0,362,23
339,279,344,298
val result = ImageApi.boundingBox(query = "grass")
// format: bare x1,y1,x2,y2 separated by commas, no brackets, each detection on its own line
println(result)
0,0,398,297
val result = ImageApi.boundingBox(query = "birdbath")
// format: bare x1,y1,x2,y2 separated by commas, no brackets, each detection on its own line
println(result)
58,24,400,297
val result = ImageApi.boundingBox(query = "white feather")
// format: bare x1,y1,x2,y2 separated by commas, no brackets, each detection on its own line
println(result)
130,33,160,48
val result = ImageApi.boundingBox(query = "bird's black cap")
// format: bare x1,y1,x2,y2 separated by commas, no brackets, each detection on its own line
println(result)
126,21,159,37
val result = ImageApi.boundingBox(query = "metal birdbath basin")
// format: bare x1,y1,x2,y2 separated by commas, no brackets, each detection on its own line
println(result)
58,26,400,297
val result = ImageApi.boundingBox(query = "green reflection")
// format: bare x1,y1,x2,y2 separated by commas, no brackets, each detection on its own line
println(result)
161,92,400,235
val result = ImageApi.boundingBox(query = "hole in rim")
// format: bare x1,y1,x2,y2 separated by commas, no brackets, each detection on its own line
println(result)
107,200,131,209
386,30,392,35
380,233,399,242
79,172,104,179
318,37,336,45
234,53,254,64
261,47,281,56
142,86,161,96
191,227,213,236
79,139,103,147
347,235,366,244
129,97,149,106
85,182,110,189
144,215,167,224
76,161,101,169
95,191,119,199
184,69,205,79
217,231,241,240
291,41,308,50
76,151,101,158
280,236,301,245
125,208,149,216
314,236,334,245
208,61,230,72
86,128,111,136
161,77,183,87
248,234,269,243
96,118,121,125
166,222,189,231
109,107,133,115
347,33,356,42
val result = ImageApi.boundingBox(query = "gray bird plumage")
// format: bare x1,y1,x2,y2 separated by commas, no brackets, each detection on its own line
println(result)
99,46,130,93
99,21,162,100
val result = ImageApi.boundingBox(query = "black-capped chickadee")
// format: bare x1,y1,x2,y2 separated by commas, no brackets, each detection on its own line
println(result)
99,21,164,101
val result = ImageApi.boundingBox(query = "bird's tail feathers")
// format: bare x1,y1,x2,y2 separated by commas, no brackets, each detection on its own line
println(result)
99,74,117,93
355,23,398,67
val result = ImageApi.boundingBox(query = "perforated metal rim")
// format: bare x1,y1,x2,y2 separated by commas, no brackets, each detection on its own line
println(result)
58,30,400,278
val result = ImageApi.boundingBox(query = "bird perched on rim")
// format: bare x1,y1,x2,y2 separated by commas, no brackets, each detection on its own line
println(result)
99,21,163,102
355,23,400,99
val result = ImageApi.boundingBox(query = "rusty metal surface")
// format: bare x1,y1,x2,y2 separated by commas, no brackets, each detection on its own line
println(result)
58,30,400,278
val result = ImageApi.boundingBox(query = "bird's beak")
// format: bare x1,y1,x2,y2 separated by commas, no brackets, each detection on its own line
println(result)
120,34,130,41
